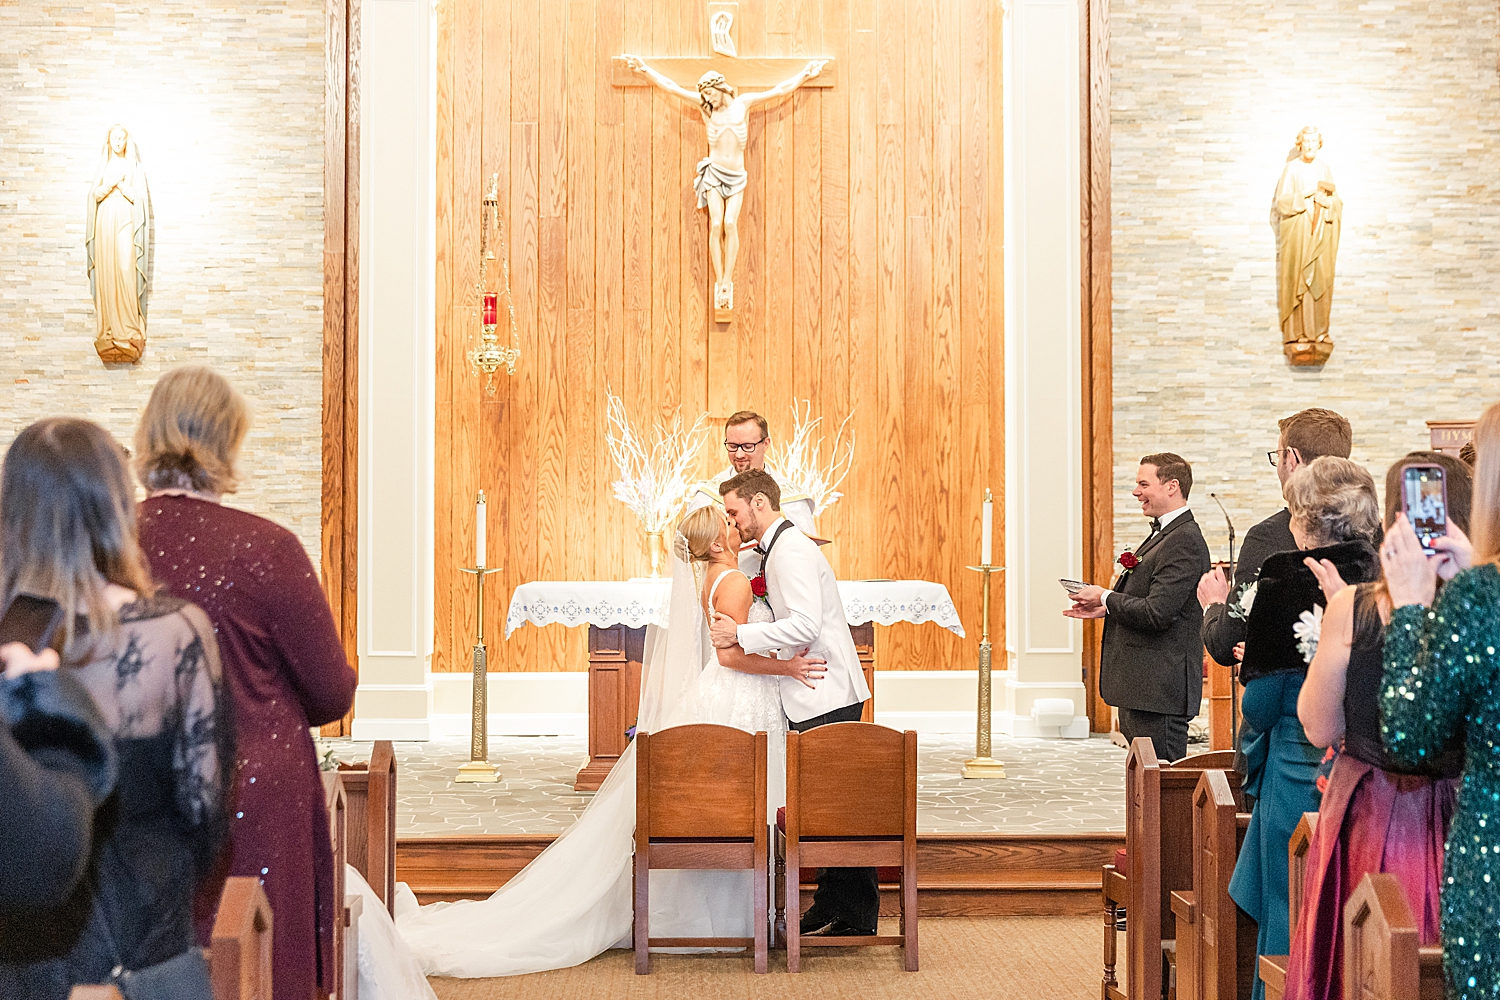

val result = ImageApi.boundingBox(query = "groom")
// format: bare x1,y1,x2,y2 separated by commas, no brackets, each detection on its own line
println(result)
708,468,878,937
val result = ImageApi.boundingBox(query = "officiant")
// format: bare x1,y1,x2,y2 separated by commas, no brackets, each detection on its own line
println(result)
687,411,818,547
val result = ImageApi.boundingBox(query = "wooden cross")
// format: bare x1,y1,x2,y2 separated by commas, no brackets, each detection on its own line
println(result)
612,4,836,324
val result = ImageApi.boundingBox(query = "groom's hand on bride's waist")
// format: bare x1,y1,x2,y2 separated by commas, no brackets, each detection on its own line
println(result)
709,611,740,648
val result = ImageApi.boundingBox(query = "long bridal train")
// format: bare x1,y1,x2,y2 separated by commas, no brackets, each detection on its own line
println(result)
394,553,786,978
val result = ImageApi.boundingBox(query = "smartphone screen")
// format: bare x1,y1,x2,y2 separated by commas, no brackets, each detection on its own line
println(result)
0,594,66,655
1402,465,1448,555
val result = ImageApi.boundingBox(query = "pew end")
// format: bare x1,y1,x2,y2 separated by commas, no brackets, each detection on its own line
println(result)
210,876,274,1000
1343,872,1444,1000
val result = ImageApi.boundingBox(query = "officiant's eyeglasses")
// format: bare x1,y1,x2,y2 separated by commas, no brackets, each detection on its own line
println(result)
1267,446,1301,468
724,439,767,453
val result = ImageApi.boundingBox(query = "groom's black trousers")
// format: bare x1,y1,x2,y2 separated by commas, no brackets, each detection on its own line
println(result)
789,700,881,932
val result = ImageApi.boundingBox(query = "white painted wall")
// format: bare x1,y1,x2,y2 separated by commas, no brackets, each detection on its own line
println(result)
1000,0,1090,738
350,0,437,740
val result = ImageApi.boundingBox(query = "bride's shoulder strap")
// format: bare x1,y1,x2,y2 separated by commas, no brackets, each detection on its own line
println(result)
707,567,748,609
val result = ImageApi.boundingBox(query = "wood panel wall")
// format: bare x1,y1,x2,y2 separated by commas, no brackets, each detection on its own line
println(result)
434,0,1004,672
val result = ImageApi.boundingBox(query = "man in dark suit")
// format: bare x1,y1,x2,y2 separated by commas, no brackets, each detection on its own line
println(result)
1067,453,1211,763
1197,408,1351,665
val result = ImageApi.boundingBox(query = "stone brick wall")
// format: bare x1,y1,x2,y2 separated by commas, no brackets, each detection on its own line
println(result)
1110,0,1500,558
0,1,325,556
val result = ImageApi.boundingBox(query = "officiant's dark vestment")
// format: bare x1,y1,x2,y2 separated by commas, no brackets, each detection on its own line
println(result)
1098,509,1212,763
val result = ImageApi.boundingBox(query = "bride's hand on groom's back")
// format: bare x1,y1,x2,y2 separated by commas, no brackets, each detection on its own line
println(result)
785,647,827,689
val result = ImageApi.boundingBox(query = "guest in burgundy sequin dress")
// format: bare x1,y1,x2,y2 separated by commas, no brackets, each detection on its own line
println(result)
1287,453,1471,1000
133,367,357,1000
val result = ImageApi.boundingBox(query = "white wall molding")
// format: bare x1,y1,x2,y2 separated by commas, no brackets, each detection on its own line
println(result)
1001,0,1089,736
351,0,437,741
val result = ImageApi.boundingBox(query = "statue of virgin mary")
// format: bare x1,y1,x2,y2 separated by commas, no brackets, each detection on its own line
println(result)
86,124,151,363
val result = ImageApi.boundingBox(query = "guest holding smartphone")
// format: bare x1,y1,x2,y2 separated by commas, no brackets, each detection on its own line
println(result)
1381,401,1500,998
134,366,357,1000
0,419,232,999
1287,452,1471,1000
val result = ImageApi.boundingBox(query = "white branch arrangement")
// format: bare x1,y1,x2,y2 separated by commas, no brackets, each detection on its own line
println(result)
766,400,856,515
604,392,709,532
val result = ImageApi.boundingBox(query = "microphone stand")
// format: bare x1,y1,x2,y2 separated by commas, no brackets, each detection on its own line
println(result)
1208,492,1239,751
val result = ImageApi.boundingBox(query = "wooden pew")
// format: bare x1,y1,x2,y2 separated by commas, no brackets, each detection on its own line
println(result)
339,740,397,916
211,876,274,1000
322,770,362,1000
1169,770,1256,1000
1102,741,1239,1000
1258,812,1319,1000
1343,873,1444,1000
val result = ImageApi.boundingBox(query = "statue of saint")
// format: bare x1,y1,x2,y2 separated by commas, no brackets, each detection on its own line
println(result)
622,56,826,313
86,124,151,363
1272,126,1341,366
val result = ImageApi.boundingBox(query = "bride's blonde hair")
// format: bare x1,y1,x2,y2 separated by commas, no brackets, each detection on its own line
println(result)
676,505,724,563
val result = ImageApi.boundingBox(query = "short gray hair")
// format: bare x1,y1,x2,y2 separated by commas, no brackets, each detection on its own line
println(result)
1285,456,1380,547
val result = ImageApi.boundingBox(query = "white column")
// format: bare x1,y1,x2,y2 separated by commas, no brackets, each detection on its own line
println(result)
999,0,1090,738
351,0,436,740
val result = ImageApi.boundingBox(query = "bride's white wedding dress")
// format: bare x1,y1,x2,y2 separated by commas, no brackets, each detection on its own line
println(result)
395,564,786,978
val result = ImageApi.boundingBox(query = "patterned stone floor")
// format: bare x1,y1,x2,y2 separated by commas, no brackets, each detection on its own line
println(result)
325,733,1152,837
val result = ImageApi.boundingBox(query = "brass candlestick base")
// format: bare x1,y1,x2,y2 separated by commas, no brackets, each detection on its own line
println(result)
961,549,1007,779
455,565,503,783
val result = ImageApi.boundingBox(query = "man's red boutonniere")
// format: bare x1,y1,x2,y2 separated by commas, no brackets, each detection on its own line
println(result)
751,574,769,598
1118,552,1139,571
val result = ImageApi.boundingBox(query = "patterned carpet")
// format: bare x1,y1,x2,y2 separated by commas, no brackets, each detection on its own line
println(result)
426,915,1100,999
326,733,1134,837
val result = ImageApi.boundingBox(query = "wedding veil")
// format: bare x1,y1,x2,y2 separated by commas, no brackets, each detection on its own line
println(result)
636,532,711,732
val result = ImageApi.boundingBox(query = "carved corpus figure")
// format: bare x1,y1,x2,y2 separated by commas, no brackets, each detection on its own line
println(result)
1273,126,1341,366
86,124,151,364
623,55,826,314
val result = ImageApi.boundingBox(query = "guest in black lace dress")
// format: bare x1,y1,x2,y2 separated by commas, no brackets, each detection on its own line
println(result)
0,418,233,1000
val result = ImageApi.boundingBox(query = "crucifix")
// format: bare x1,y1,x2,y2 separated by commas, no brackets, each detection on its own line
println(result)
614,8,835,323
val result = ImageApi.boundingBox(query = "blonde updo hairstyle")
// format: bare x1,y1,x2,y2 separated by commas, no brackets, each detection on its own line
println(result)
1284,456,1380,548
676,505,725,563
134,366,249,496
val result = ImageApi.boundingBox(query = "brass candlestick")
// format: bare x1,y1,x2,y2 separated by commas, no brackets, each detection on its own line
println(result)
963,505,1006,779
455,562,503,782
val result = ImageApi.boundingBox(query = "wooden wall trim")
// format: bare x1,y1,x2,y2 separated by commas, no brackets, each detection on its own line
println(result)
1080,0,1113,733
322,0,360,735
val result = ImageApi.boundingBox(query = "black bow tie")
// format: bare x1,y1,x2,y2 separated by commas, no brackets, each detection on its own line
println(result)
754,544,767,556
1151,518,1162,533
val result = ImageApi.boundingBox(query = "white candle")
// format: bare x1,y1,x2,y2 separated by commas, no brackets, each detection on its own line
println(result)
475,491,487,568
981,490,993,565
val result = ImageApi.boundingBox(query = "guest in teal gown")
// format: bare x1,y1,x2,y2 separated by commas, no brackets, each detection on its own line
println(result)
1228,456,1382,1000
1381,402,1500,1000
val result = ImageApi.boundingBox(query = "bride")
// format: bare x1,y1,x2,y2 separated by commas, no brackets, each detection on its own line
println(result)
395,506,825,977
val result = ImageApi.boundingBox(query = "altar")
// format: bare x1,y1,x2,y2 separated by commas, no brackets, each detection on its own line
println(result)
506,579,964,790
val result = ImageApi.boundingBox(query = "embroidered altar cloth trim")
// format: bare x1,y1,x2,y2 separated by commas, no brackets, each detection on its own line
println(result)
505,579,965,638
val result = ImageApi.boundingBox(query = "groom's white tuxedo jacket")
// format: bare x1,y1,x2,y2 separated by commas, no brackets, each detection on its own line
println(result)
735,517,870,724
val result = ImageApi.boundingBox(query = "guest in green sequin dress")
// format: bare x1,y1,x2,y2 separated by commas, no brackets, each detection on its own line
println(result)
1381,406,1500,999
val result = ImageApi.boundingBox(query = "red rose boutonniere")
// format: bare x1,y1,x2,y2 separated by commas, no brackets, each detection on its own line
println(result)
751,574,769,599
1118,551,1139,571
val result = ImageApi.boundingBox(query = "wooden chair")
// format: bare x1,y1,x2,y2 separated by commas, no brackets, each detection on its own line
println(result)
633,724,769,975
339,740,397,915
779,723,918,973
1103,741,1239,1000
1343,873,1444,1000
211,876,274,1000
1258,811,1319,1000
1169,770,1256,1000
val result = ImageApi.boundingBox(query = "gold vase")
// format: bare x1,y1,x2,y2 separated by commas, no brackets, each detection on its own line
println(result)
645,529,668,578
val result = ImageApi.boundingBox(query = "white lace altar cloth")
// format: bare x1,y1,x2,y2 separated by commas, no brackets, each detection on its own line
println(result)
504,579,964,638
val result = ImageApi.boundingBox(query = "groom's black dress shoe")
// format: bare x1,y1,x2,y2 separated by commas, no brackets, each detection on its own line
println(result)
799,910,837,936
802,918,878,938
